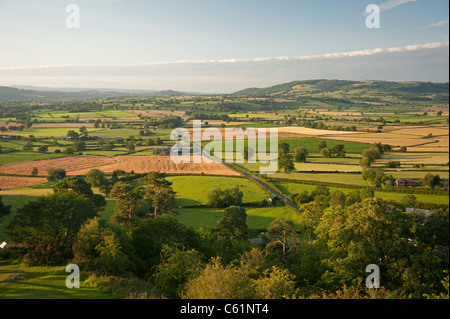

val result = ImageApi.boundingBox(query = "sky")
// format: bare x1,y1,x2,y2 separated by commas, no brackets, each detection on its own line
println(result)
0,0,448,93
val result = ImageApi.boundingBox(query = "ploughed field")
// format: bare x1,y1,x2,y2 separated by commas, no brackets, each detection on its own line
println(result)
0,155,239,189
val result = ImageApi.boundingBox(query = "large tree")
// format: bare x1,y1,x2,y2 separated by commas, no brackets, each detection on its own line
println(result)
267,218,300,268
314,198,448,297
0,196,11,221
144,172,176,218
278,154,295,173
109,182,145,227
7,191,97,263
53,176,106,212
213,206,249,239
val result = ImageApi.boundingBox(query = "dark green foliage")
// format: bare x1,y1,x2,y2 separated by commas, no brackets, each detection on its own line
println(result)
0,196,11,221
207,187,244,208
130,215,202,276
213,206,249,239
6,191,97,263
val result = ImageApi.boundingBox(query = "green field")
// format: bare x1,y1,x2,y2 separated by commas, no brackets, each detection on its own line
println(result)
176,205,301,230
202,137,374,156
270,172,368,186
168,175,270,207
0,151,66,165
0,262,110,299
273,181,449,205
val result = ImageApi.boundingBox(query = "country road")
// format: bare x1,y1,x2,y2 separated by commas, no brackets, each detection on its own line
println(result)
172,126,301,212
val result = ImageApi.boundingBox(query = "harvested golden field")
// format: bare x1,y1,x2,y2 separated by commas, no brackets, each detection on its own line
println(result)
321,125,449,152
276,127,362,136
125,110,187,118
0,155,115,176
68,156,240,176
0,176,47,190
30,123,95,128
0,155,239,177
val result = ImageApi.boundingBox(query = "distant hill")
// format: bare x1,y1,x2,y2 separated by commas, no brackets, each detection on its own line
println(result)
0,86,194,101
233,80,449,97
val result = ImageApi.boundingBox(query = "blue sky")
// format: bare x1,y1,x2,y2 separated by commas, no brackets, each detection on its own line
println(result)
0,0,448,92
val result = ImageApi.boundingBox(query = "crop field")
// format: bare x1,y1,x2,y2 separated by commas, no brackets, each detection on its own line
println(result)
322,125,449,152
273,181,449,205
0,155,115,176
168,175,269,207
0,151,66,165
0,176,47,190
176,206,302,230
377,152,449,165
270,172,368,186
0,263,110,299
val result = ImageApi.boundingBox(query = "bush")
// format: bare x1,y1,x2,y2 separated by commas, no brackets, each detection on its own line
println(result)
207,187,244,208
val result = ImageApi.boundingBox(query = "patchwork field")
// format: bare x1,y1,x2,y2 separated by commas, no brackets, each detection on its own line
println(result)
322,124,449,152
0,155,239,178
0,155,114,177
0,176,47,190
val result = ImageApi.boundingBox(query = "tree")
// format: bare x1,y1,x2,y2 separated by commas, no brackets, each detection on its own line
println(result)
86,169,108,187
6,191,97,263
66,130,80,140
31,167,39,176
109,182,145,226
53,176,106,212
315,198,446,297
362,167,385,184
144,172,176,218
183,258,254,299
362,147,381,162
73,141,87,152
278,154,295,173
267,219,299,268
63,147,75,156
79,126,88,137
23,141,34,151
294,147,308,163
126,141,136,153
72,217,131,275
104,141,116,151
422,173,441,188
213,206,249,239
37,145,48,153
153,245,204,298
0,196,11,221
253,267,297,299
320,148,332,158
207,187,243,208
332,145,346,158
329,190,346,207
318,141,327,152
130,215,202,271
278,142,290,155
46,167,66,182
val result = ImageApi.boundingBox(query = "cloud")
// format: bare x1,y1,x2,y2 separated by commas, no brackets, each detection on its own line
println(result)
379,0,417,12
0,42,447,71
427,19,449,28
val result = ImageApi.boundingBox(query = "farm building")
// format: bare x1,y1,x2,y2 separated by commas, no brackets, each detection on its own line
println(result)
153,148,172,155
153,147,183,156
395,178,420,188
